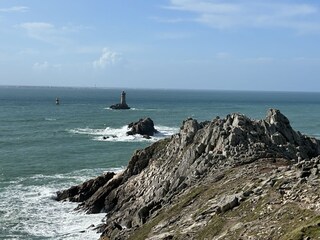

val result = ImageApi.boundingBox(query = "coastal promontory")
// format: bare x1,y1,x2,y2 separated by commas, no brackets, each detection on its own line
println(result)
57,109,320,239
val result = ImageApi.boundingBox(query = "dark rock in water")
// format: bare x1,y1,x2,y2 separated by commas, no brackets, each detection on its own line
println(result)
143,135,151,139
57,109,320,240
110,103,130,110
126,118,158,137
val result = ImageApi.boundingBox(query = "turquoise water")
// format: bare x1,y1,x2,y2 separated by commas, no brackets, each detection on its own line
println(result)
1,86,320,239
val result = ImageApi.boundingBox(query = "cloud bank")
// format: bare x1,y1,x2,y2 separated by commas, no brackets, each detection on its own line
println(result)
0,6,29,13
165,0,320,33
19,22,87,45
33,61,49,71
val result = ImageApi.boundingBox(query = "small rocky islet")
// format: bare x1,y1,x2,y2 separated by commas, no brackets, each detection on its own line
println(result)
56,109,320,239
126,118,158,139
110,91,130,110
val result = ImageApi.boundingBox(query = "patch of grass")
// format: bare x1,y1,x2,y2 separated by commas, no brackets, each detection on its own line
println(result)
128,162,320,240
196,215,225,240
127,185,206,240
280,215,320,240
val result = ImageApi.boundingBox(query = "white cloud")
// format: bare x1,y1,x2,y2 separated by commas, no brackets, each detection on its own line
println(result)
20,22,54,31
19,22,87,45
19,22,61,44
166,0,240,14
93,48,122,69
0,6,29,13
33,61,49,71
165,0,320,33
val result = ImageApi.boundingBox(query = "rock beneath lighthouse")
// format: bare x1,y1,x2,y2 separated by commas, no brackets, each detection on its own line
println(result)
110,103,130,110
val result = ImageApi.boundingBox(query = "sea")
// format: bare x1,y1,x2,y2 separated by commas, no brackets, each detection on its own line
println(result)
1,86,320,239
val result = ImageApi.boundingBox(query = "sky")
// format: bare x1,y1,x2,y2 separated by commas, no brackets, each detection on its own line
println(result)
1,0,320,91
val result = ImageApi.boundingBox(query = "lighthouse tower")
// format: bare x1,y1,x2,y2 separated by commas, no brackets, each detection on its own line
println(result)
110,91,130,109
121,91,127,105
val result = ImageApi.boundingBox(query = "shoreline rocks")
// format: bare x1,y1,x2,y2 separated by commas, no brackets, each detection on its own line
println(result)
55,172,115,202
56,109,320,239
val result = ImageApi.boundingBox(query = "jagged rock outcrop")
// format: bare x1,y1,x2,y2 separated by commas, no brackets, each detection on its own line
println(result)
57,109,320,239
126,118,158,137
55,172,115,202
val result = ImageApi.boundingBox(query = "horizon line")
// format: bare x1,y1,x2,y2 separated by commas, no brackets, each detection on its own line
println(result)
0,84,320,94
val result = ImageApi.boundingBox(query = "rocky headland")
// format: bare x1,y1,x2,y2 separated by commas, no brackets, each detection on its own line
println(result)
56,109,320,239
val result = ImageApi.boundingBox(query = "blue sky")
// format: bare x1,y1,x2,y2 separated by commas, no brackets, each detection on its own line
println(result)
1,0,320,91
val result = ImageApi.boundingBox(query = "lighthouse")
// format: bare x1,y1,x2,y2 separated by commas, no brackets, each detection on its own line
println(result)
110,91,130,109
121,91,127,105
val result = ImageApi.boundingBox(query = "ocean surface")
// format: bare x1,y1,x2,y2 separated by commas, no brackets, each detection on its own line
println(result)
1,86,320,239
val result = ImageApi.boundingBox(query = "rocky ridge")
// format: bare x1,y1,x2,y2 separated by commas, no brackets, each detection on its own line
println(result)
56,109,320,239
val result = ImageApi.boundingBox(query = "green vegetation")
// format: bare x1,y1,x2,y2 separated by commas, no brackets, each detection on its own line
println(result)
196,215,225,239
128,161,320,240
280,215,320,240
127,186,206,240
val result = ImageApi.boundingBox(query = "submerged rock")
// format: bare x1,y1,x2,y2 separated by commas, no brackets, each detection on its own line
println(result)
57,109,320,240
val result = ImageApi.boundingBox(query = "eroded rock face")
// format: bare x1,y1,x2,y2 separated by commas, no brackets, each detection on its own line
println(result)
55,172,115,202
126,118,158,137
56,109,320,239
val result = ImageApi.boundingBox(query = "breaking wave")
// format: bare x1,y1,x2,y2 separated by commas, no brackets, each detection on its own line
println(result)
0,168,123,240
69,125,179,142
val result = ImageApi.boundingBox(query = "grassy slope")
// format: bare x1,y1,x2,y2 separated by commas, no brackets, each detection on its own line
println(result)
126,160,320,240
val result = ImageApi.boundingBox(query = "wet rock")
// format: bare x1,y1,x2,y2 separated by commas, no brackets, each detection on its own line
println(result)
56,172,115,202
126,118,158,136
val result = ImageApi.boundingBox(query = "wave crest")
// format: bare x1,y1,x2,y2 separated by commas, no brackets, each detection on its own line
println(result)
69,125,178,142
0,168,121,239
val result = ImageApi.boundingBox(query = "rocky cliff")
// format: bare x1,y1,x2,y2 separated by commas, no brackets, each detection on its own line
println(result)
56,109,320,239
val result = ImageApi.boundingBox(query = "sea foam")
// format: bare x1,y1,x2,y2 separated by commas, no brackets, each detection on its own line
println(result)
0,168,121,240
69,125,179,142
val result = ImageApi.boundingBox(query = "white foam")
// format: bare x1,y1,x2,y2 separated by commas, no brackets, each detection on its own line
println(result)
104,107,160,111
0,169,120,239
69,125,179,142
45,117,57,121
